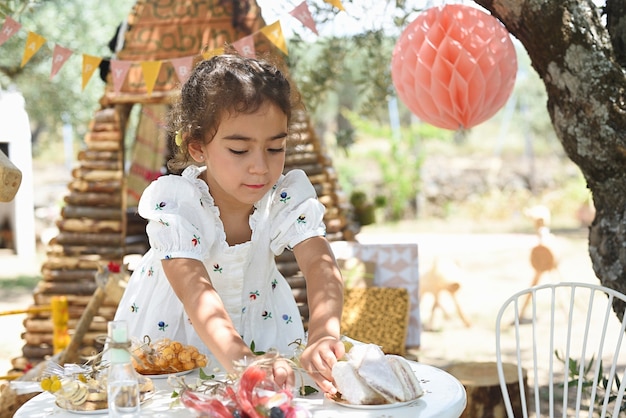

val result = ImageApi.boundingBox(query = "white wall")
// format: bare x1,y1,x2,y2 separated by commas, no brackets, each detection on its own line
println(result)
0,90,36,260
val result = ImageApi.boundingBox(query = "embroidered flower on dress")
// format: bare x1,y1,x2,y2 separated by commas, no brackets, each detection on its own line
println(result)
158,321,168,331
192,234,201,246
262,311,272,320
279,191,291,203
271,279,277,290
147,266,154,277
155,201,166,210
249,290,260,300
131,303,138,313
213,263,223,273
282,314,292,324
158,218,169,226
297,215,306,224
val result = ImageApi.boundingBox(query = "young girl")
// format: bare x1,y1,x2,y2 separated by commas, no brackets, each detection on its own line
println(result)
114,54,344,394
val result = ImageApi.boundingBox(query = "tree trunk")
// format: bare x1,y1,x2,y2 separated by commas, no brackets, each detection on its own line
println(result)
473,0,626,320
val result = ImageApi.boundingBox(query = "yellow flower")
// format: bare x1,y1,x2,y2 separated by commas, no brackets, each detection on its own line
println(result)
175,131,183,146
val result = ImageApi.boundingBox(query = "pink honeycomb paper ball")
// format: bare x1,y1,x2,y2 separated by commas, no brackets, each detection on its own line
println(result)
391,4,517,130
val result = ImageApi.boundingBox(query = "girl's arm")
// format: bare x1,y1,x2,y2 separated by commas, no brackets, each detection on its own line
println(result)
294,236,345,394
162,258,295,388
162,258,252,371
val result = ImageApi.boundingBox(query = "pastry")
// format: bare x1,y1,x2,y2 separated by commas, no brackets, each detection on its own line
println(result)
331,343,424,405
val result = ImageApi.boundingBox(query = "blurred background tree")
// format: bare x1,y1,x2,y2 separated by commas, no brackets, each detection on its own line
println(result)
472,0,626,310
0,0,132,158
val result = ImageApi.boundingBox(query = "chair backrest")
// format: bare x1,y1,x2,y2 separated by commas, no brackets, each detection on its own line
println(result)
495,281,626,418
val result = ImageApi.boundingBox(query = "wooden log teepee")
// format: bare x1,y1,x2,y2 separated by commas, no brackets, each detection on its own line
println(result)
18,0,357,365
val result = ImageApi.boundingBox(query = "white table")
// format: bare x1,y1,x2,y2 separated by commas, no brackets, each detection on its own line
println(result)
14,362,466,417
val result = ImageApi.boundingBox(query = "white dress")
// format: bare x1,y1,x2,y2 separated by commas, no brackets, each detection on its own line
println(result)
114,165,326,367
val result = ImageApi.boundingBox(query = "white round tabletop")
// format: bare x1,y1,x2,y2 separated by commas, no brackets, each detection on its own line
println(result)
14,361,466,418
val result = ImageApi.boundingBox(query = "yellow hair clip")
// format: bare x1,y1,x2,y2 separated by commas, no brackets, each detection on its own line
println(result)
175,131,183,147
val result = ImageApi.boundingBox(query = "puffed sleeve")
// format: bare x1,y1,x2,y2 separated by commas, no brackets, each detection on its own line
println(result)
137,173,214,261
269,169,326,255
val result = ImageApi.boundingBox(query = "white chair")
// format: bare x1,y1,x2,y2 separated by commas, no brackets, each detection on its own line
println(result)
495,282,626,417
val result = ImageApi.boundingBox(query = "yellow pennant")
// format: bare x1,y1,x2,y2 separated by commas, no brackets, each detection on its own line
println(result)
324,0,345,11
202,47,224,60
260,21,287,55
140,60,162,96
20,31,46,67
82,54,102,90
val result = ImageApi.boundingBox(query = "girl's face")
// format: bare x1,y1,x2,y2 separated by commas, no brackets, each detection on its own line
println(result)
192,102,288,210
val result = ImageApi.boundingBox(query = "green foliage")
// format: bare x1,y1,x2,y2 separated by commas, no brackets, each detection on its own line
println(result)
198,368,215,381
0,0,134,153
343,109,436,221
249,340,265,356
0,274,39,290
287,30,400,151
349,190,368,208
555,350,626,413
0,1,34,18
371,137,423,221
349,190,380,226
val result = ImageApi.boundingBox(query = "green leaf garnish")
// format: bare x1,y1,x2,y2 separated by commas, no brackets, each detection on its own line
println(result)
198,368,214,380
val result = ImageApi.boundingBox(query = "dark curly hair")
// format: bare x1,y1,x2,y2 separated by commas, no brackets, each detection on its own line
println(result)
167,53,300,173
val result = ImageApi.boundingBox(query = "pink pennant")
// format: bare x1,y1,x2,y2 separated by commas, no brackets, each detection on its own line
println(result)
290,1,318,35
110,60,132,93
50,45,73,79
233,35,256,58
170,56,194,85
0,16,22,46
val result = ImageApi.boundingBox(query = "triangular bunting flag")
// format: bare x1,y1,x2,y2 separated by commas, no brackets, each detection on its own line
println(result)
290,1,318,35
82,54,102,90
140,60,162,96
170,56,194,85
110,60,132,93
233,35,256,58
0,17,21,47
20,31,46,68
50,45,73,79
323,0,345,11
202,47,224,60
260,21,287,55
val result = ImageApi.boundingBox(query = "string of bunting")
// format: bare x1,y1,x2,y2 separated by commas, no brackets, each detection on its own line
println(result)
0,0,345,95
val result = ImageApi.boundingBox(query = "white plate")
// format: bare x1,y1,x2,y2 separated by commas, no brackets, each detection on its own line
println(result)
55,389,155,414
327,394,422,410
139,368,194,379
56,402,107,415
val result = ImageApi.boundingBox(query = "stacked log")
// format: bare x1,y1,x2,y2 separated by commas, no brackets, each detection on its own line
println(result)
21,106,125,362
285,109,357,242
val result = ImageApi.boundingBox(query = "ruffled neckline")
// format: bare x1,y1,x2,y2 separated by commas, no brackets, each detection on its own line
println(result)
180,165,260,251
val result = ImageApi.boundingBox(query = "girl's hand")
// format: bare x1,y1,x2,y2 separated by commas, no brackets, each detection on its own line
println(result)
299,336,345,394
271,357,295,389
